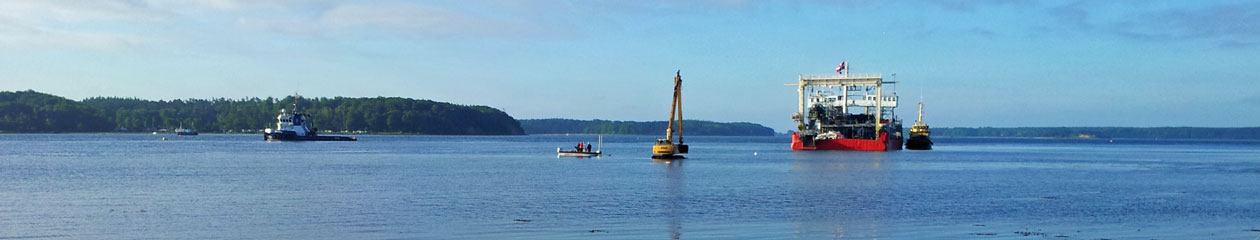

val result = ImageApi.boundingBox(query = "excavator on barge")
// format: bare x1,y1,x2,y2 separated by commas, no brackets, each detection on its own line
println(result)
652,71,688,159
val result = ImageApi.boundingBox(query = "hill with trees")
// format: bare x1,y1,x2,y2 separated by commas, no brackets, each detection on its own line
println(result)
1,90,524,135
0,90,113,132
519,118,775,136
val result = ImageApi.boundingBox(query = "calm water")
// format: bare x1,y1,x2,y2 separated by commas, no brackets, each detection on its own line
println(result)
0,134,1258,239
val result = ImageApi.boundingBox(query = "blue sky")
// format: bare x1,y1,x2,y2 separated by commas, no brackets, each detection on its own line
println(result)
1,0,1257,131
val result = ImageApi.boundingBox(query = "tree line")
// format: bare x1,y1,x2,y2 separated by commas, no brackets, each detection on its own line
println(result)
0,90,524,135
933,127,1260,139
519,118,776,136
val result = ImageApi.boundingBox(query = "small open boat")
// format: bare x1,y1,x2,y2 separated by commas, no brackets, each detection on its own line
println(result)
557,148,601,157
558,136,602,158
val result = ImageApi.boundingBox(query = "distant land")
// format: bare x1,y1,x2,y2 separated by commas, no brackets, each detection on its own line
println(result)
934,127,1260,140
520,118,776,136
0,90,523,135
7,90,1257,139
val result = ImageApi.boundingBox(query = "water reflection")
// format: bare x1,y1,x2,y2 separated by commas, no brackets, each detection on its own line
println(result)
655,159,684,240
790,152,891,238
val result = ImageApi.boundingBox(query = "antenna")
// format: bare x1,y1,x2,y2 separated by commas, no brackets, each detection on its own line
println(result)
891,73,897,92
292,92,304,112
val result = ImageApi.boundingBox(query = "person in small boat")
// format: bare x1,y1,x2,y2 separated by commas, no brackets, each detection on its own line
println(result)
585,144,592,153
575,142,584,152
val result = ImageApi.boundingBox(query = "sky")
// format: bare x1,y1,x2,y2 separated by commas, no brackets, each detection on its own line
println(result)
1,0,1257,132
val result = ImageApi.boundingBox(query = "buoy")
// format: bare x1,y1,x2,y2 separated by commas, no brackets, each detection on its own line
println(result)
161,137,167,141
754,152,758,156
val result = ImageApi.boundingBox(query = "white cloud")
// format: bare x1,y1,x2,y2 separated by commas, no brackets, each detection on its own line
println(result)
0,1,169,22
0,0,777,50
235,1,577,39
0,23,144,50
1047,1,1260,48
0,0,169,50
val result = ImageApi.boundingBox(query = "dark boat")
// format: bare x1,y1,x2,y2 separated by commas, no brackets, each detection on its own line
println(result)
905,135,931,150
263,95,356,142
905,101,932,150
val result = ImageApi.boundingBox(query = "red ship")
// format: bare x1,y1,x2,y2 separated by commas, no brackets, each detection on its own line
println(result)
787,65,903,151
790,128,902,151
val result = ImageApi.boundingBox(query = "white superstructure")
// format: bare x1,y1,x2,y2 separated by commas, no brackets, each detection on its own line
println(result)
267,108,311,136
787,72,899,134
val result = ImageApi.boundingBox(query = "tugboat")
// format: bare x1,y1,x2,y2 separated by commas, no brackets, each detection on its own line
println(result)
557,136,602,158
652,71,688,159
905,101,933,150
787,62,903,151
263,95,357,141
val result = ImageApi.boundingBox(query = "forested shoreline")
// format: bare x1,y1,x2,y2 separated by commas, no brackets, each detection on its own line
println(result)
934,127,1260,140
1,90,524,135
519,118,776,136
6,90,1257,139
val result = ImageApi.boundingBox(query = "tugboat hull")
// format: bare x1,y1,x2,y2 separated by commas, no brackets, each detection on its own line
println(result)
905,135,932,150
791,132,903,151
264,131,356,141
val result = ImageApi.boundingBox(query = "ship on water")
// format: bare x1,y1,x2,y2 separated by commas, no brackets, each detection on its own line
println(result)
263,95,356,142
905,101,932,150
557,136,602,158
787,63,902,151
175,123,198,136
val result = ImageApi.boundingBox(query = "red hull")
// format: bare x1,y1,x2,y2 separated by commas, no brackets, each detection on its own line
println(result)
791,132,902,151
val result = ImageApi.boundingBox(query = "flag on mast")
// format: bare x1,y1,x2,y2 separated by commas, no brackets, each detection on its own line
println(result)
835,62,847,73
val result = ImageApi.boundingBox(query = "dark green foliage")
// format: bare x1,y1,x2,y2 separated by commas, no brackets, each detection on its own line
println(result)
83,96,279,133
0,90,523,135
81,95,523,135
0,90,113,132
934,127,1260,139
520,118,775,136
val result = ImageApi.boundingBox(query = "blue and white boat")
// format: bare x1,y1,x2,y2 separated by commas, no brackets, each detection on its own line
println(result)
263,96,356,141
175,124,198,136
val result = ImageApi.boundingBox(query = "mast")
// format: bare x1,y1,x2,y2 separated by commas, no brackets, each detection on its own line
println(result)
917,101,924,123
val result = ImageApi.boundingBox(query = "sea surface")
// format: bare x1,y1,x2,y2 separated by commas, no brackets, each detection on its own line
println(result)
0,134,1258,239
